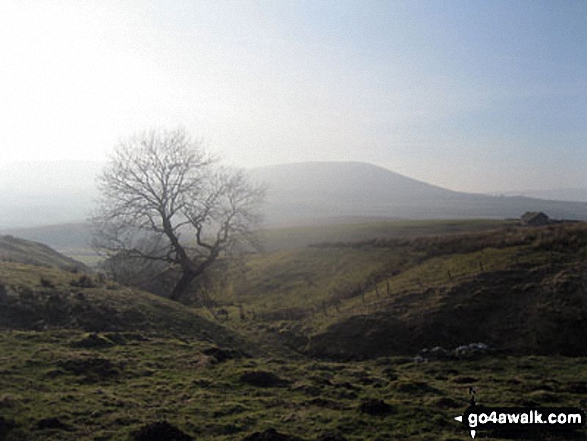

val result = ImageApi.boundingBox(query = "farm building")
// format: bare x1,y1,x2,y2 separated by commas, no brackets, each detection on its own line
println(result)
521,211,550,226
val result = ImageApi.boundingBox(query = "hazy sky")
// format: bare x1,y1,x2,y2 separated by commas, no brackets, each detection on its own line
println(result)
1,0,586,193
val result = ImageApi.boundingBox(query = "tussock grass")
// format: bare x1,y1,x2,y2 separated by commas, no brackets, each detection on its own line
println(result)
1,221,587,439
0,331,585,440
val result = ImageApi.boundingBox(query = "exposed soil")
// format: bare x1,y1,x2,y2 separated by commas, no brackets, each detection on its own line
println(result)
240,371,290,388
242,428,306,441
132,421,193,441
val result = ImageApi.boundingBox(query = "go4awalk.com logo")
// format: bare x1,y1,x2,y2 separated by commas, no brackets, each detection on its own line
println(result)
454,387,585,438
454,406,585,439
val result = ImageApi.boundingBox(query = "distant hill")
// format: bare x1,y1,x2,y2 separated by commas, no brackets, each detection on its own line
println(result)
3,159,587,237
0,234,88,272
251,162,587,225
1,223,93,251
503,188,587,202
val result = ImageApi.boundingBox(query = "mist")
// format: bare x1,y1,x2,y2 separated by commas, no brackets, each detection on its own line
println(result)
1,0,587,198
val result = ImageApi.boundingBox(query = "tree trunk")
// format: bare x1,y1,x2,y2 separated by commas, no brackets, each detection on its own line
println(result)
169,250,218,301
169,269,199,301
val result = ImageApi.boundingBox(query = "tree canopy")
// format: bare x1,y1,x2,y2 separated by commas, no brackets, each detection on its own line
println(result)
92,128,265,301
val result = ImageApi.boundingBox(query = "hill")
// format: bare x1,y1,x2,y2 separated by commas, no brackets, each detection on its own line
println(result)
1,220,587,440
0,223,98,265
3,160,587,232
208,222,587,358
0,260,247,350
251,161,587,225
0,234,88,272
504,187,587,202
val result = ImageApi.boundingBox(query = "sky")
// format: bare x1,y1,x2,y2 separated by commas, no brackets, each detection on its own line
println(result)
0,0,586,193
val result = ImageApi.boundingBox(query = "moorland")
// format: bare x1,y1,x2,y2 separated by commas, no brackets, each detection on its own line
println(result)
1,219,586,440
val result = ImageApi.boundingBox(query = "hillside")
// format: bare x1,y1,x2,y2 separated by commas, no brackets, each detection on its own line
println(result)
5,217,587,359
0,234,88,272
209,222,587,359
3,160,587,232
251,161,587,225
1,220,587,440
308,258,587,359
0,261,248,351
505,187,587,202
2,330,586,441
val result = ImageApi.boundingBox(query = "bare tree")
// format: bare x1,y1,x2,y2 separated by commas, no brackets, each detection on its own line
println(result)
92,128,265,301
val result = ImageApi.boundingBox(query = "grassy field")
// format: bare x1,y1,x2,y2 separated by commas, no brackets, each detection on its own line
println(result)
6,218,515,266
257,218,516,252
0,331,586,441
2,219,587,440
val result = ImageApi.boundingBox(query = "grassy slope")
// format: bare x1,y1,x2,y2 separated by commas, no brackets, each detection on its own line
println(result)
207,222,587,358
0,235,88,272
0,261,251,353
206,219,515,312
1,331,585,441
1,219,587,440
258,218,514,252
306,224,587,358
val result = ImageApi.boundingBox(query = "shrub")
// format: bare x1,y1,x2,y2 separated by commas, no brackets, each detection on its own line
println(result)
70,275,96,288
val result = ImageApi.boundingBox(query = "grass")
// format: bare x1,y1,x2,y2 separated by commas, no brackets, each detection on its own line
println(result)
207,224,574,326
2,219,587,440
0,235,87,272
0,330,585,441
8,218,514,266
0,262,250,353
196,222,587,361
258,218,515,252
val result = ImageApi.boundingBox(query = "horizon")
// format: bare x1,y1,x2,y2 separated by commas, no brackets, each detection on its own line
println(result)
2,158,587,196
1,159,587,231
1,1,586,194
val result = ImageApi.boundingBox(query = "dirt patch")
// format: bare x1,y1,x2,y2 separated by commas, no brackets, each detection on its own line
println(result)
316,434,349,441
0,416,16,441
57,357,120,383
303,398,348,410
35,417,71,431
132,421,193,441
562,381,587,394
429,396,462,409
240,371,289,388
451,376,478,384
242,427,306,441
394,381,440,395
358,399,393,416
202,346,239,363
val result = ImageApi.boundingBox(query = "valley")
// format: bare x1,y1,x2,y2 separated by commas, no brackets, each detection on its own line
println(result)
1,219,586,440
